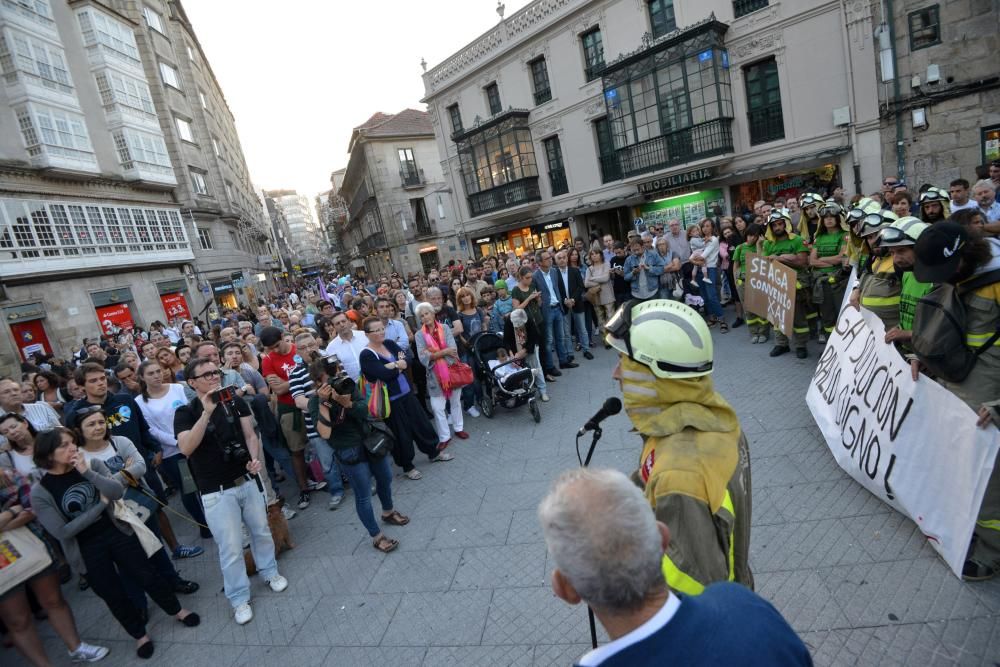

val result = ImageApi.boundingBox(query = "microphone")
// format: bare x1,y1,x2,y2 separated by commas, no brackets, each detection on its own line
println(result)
577,397,622,437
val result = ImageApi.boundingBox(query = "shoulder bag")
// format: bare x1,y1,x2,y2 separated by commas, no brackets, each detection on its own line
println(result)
362,419,394,458
0,526,52,595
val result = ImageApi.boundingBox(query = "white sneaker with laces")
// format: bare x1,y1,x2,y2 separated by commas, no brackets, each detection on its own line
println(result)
467,406,481,417
69,641,109,663
306,480,327,492
540,393,550,402
234,603,253,625
280,505,297,520
267,574,288,592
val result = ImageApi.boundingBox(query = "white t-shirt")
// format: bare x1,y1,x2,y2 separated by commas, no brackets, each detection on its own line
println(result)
3,449,41,484
135,384,189,459
325,331,370,380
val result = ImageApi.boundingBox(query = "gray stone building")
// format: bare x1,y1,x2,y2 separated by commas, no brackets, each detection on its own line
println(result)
0,0,275,373
263,188,324,271
875,0,1000,186
337,109,460,277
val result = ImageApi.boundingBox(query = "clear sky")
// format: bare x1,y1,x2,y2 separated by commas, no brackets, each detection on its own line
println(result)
184,0,532,201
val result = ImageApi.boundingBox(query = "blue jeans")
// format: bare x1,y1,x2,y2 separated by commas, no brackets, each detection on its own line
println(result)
700,267,724,318
309,436,344,496
563,309,590,348
260,431,296,495
337,449,394,537
543,305,569,367
201,477,278,607
460,351,482,410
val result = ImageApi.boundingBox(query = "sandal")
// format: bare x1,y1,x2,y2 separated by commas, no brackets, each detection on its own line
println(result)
382,510,410,526
373,535,399,553
720,322,730,333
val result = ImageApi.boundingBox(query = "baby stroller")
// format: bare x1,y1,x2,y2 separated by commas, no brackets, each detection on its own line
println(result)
469,331,542,423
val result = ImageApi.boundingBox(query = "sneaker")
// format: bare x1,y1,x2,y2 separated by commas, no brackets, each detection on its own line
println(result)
306,480,327,492
173,579,199,594
297,492,310,510
234,603,253,625
583,350,594,360
467,406,481,418
702,277,713,284
69,641,110,663
328,494,343,510
280,505,297,520
540,393,550,402
266,574,288,592
431,452,455,462
171,544,204,560
690,280,700,289
404,468,422,480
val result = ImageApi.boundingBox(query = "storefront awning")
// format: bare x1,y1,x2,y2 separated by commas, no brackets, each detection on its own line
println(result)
717,146,851,183
466,191,645,238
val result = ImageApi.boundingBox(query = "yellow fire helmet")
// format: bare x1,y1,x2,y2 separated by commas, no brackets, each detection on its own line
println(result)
605,299,713,379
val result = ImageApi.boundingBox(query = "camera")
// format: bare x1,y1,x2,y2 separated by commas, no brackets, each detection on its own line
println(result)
321,355,355,395
221,439,250,465
210,386,237,404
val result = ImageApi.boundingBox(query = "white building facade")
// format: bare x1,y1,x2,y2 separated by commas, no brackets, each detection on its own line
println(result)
422,0,883,256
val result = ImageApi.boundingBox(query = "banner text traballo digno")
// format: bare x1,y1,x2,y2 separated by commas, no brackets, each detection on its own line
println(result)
806,302,1000,578
744,254,794,337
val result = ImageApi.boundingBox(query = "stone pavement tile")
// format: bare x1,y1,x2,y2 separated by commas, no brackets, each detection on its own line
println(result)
382,590,493,646
506,508,545,545
520,454,584,483
367,548,463,593
532,644,592,667
752,454,810,488
385,515,443,553
819,560,993,627
745,426,821,458
163,642,269,667
750,486,789,526
750,518,875,572
789,448,854,483
451,543,548,590
482,587,594,645
773,478,892,522
802,621,991,667
480,481,553,512
430,512,513,550
936,614,1000,666
287,519,367,558
270,552,386,596
840,511,940,562
234,645,332,666
294,593,402,646
754,570,851,633
198,594,320,646
320,646,427,666
423,644,534,666
413,488,485,518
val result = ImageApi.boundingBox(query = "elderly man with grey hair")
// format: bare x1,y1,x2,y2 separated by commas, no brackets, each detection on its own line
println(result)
538,468,810,667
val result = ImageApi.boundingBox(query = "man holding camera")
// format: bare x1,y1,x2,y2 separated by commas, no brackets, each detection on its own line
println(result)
175,357,287,626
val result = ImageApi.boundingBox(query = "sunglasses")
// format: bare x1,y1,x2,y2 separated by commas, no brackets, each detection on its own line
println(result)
883,180,898,186
604,301,713,375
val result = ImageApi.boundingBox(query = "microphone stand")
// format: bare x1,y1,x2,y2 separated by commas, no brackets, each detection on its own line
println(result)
576,425,605,650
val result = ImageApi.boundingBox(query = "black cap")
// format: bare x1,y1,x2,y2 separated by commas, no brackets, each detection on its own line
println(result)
259,326,283,348
913,221,967,283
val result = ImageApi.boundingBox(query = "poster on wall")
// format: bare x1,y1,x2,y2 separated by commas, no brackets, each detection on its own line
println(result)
160,293,191,321
95,303,135,336
640,189,725,229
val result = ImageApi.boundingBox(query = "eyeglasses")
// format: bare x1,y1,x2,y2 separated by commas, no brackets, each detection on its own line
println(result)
192,369,223,380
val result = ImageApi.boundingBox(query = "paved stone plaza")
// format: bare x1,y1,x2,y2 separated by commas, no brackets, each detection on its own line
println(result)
15,327,1000,666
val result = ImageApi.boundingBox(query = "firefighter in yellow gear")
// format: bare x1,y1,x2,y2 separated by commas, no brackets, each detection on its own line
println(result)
605,299,753,595
808,201,850,343
731,222,769,343
797,192,826,338
763,210,810,358
848,210,901,329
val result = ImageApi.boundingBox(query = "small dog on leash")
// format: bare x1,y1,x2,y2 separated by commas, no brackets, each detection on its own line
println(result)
244,500,294,575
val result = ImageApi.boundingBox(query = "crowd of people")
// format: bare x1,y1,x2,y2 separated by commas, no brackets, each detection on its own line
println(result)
1,161,999,665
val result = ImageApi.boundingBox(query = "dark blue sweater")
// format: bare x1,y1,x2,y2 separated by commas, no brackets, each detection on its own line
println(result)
574,583,812,667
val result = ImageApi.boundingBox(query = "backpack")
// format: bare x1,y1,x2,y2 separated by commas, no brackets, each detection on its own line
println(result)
911,268,1000,383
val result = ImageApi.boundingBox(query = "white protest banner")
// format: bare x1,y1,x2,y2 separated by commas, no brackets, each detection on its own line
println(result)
744,254,795,337
806,302,1000,578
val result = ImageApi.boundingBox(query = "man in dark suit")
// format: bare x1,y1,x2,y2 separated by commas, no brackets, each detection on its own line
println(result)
532,249,576,377
554,250,594,360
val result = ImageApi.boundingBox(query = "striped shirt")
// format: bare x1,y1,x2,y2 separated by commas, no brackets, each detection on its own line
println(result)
288,363,318,439
0,402,61,447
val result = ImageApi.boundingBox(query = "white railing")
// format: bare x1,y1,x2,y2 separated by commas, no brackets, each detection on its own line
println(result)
0,197,193,277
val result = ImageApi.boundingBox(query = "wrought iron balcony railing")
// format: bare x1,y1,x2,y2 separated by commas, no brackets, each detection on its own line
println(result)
467,176,541,217
612,118,734,180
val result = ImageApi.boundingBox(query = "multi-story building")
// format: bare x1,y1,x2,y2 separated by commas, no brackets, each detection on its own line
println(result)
0,0,275,373
263,188,324,271
315,189,341,266
421,0,883,257
133,0,276,311
337,109,459,277
875,1,1000,184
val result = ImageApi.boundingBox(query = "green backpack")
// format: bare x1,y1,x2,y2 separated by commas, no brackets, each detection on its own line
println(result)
911,268,1000,382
